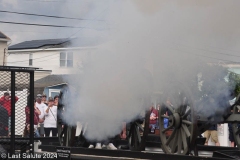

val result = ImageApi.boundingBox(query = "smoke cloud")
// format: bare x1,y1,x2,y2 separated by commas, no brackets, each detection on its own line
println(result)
62,0,240,141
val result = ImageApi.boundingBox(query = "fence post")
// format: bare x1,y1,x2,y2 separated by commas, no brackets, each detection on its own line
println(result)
29,71,34,154
10,71,15,155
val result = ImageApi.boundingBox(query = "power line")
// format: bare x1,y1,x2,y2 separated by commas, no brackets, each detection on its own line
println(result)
6,1,114,64
3,30,59,33
0,20,85,28
67,0,113,39
0,10,103,21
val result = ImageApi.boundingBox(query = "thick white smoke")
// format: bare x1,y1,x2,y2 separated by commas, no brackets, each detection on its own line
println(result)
62,0,239,141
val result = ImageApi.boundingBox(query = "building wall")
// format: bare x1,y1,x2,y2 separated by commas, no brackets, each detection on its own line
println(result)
7,47,95,74
0,41,8,66
43,84,66,98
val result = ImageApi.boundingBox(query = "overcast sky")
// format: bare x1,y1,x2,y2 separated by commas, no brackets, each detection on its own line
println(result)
0,0,115,45
1,0,240,64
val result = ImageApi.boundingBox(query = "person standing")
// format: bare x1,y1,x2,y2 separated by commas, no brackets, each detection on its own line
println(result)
0,92,19,135
204,124,220,146
35,94,47,137
228,123,236,147
42,94,48,106
149,103,158,133
54,95,59,106
44,97,57,137
228,97,237,147
25,99,41,137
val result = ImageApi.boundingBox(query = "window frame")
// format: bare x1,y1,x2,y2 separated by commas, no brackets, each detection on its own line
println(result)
29,53,33,66
60,52,73,67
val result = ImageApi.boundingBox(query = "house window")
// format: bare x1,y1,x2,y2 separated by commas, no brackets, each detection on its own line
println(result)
60,52,73,67
29,53,33,66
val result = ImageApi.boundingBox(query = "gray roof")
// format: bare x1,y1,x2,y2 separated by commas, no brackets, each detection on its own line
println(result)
9,37,103,50
0,31,10,40
35,74,67,88
9,38,71,50
35,74,78,88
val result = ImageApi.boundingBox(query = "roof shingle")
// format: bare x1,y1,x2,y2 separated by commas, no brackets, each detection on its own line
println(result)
9,38,70,50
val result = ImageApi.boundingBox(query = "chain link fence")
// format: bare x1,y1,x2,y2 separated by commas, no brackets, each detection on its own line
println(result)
0,67,35,157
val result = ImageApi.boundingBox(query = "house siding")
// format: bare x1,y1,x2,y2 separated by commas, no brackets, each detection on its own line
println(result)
7,48,94,74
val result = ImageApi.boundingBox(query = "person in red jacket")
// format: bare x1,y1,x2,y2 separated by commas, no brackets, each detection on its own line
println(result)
149,103,158,133
0,92,19,135
25,101,41,137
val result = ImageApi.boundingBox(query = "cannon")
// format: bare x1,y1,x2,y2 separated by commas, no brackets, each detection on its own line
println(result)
157,82,240,155
56,67,240,156
56,85,240,155
56,85,150,149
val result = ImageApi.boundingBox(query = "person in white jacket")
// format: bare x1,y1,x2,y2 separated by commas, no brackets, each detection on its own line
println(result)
44,97,57,137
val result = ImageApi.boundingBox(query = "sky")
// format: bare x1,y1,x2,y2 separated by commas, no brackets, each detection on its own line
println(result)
0,0,240,63
0,0,114,45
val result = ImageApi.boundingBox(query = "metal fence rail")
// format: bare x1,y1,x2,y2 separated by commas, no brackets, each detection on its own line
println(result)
0,66,36,157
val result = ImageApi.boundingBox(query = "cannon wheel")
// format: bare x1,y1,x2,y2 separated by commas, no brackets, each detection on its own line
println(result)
232,104,240,149
128,111,150,151
159,87,197,155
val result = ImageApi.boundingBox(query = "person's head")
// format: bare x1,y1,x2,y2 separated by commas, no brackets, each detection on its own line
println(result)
150,103,154,110
54,95,59,102
42,94,47,101
27,95,35,107
157,103,161,110
36,94,42,103
4,92,10,100
48,97,54,106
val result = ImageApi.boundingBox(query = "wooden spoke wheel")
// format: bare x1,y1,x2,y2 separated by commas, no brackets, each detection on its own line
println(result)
128,111,150,151
159,87,197,155
232,104,240,149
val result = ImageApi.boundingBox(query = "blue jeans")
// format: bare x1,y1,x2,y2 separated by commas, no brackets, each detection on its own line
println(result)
34,129,40,137
164,118,169,128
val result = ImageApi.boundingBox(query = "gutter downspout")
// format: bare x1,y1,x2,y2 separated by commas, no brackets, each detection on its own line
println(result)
3,48,5,66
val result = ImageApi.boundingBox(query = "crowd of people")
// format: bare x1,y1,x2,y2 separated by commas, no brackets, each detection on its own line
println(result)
23,93,59,138
0,91,238,150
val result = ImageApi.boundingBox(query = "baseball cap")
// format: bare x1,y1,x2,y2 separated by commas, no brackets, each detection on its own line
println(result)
36,94,42,98
48,97,54,102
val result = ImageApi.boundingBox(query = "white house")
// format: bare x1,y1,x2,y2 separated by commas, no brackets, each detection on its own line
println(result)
7,38,97,96
7,38,97,74
0,31,11,66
